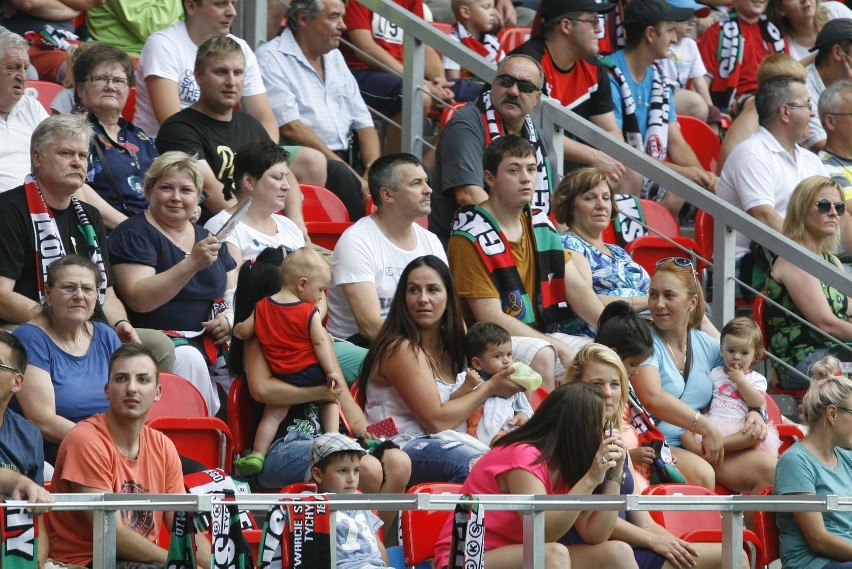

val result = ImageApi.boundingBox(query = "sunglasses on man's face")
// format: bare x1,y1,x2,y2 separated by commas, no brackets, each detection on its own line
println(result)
494,74,540,94
815,199,846,215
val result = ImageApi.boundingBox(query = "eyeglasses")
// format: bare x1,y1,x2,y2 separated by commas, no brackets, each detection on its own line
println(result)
494,74,541,94
568,17,600,27
87,75,129,88
826,112,852,117
785,101,813,111
56,283,98,297
834,404,852,415
655,257,699,290
815,199,846,215
0,362,21,375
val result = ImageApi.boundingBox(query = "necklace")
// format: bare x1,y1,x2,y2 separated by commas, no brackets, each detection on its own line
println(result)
52,322,85,356
662,335,687,373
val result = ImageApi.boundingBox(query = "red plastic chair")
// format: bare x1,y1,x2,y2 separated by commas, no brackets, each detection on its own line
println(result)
147,372,208,420
753,487,778,568
401,482,462,567
765,394,805,454
625,235,705,276
300,183,353,250
677,115,721,174
430,21,452,34
694,209,713,263
147,416,234,471
227,376,263,459
529,386,549,411
281,481,319,494
638,199,681,238
25,80,64,114
642,484,766,567
496,26,531,52
122,86,136,122
753,295,808,400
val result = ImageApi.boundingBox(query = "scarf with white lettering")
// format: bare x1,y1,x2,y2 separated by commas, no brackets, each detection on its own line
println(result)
0,501,38,569
711,14,786,110
448,494,484,569
165,511,197,569
210,491,254,569
25,177,107,305
452,205,572,331
602,59,671,200
452,22,504,66
478,89,553,217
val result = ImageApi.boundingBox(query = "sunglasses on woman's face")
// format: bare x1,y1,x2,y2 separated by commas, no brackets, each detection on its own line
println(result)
815,199,846,215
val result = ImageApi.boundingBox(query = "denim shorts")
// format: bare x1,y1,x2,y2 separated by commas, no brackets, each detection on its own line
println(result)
256,429,314,489
402,436,483,487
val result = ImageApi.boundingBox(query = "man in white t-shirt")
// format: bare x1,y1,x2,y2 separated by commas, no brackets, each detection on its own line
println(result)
717,75,828,260
326,154,447,346
804,18,852,152
0,27,47,192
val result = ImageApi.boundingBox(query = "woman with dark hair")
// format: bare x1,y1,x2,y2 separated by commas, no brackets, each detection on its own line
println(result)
775,356,852,569
362,255,525,485
231,247,411,515
72,43,159,228
563,343,726,569
633,259,776,493
204,141,306,269
433,381,635,569
12,254,122,462
552,167,650,336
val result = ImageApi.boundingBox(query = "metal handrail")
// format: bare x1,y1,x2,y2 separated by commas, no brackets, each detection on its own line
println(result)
22,492,852,569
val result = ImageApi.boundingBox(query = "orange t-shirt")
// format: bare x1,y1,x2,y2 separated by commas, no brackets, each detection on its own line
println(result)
48,414,183,566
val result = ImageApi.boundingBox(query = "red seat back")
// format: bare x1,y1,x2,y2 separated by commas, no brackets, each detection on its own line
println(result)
496,26,531,52
694,209,713,262
402,482,462,566
301,184,350,223
677,115,721,174
227,375,264,456
147,416,233,471
624,235,705,276
754,487,779,566
638,199,681,238
25,80,65,114
123,86,136,121
147,372,208,420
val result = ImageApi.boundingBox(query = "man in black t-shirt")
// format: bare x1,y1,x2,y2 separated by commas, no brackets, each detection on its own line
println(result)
156,35,271,222
0,114,175,370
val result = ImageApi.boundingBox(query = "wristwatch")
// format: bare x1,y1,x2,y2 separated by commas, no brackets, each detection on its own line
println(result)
606,470,625,486
748,406,769,422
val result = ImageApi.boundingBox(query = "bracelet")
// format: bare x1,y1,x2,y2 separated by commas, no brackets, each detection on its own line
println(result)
112,319,130,330
606,470,625,485
690,411,701,434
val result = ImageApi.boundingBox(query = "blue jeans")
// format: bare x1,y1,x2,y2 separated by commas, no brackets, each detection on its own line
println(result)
824,561,852,568
402,436,483,486
257,429,313,489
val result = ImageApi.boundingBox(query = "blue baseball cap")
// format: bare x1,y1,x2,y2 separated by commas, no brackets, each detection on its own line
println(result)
666,0,712,18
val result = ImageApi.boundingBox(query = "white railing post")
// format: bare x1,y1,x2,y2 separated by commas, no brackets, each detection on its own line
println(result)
721,511,745,569
712,220,737,328
92,508,117,569
522,510,546,568
401,33,426,156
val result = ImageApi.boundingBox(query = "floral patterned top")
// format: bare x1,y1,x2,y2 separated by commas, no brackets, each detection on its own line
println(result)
765,252,849,378
558,231,650,337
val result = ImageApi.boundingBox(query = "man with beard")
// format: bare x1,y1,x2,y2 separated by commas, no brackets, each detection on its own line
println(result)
0,26,48,192
48,344,212,567
431,54,551,247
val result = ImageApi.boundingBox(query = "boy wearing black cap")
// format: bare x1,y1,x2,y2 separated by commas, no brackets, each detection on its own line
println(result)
309,433,389,569
601,0,718,218
512,0,633,188
698,0,787,113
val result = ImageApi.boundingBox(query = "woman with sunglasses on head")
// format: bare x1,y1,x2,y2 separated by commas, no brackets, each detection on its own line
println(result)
633,258,777,493
775,356,852,569
765,176,852,389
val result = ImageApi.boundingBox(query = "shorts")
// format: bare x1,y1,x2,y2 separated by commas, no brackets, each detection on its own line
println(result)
352,69,403,117
273,363,325,387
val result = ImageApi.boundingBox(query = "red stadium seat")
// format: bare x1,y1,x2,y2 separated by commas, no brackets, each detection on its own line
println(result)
638,199,681,237
147,416,233,471
25,80,64,114
625,235,705,276
677,115,721,174
753,487,778,568
401,482,461,567
147,372,208,419
765,393,805,454
300,184,353,249
497,26,531,52
753,295,808,400
123,86,136,121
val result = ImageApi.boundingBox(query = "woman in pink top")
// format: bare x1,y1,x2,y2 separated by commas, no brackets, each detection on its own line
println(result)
433,381,636,569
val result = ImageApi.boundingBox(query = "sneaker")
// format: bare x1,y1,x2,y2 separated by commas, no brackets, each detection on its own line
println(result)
234,452,265,475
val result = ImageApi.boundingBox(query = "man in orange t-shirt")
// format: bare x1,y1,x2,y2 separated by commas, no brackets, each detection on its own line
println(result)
47,344,212,568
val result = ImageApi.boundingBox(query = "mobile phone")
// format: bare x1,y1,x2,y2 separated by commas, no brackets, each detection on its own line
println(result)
366,416,399,439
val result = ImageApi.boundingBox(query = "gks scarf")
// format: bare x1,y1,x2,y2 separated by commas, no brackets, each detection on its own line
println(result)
448,494,485,569
710,14,786,110
165,511,197,569
25,177,108,304
0,501,38,569
452,204,572,332
210,491,254,569
478,89,553,217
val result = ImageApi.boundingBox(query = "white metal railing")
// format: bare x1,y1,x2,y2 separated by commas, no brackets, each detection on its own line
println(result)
21,492,852,569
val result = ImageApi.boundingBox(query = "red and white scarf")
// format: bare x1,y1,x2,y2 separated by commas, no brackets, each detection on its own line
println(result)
451,21,504,65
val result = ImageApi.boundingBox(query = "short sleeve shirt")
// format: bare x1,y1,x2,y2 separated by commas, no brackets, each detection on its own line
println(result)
341,0,424,70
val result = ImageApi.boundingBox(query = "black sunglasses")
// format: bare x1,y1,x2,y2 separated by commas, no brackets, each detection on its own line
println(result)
815,199,845,215
494,74,540,94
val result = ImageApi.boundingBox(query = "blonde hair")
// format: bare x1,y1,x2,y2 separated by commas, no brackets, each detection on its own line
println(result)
783,176,843,253
565,343,629,431
279,247,332,289
143,152,204,201
756,54,806,84
801,356,852,428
